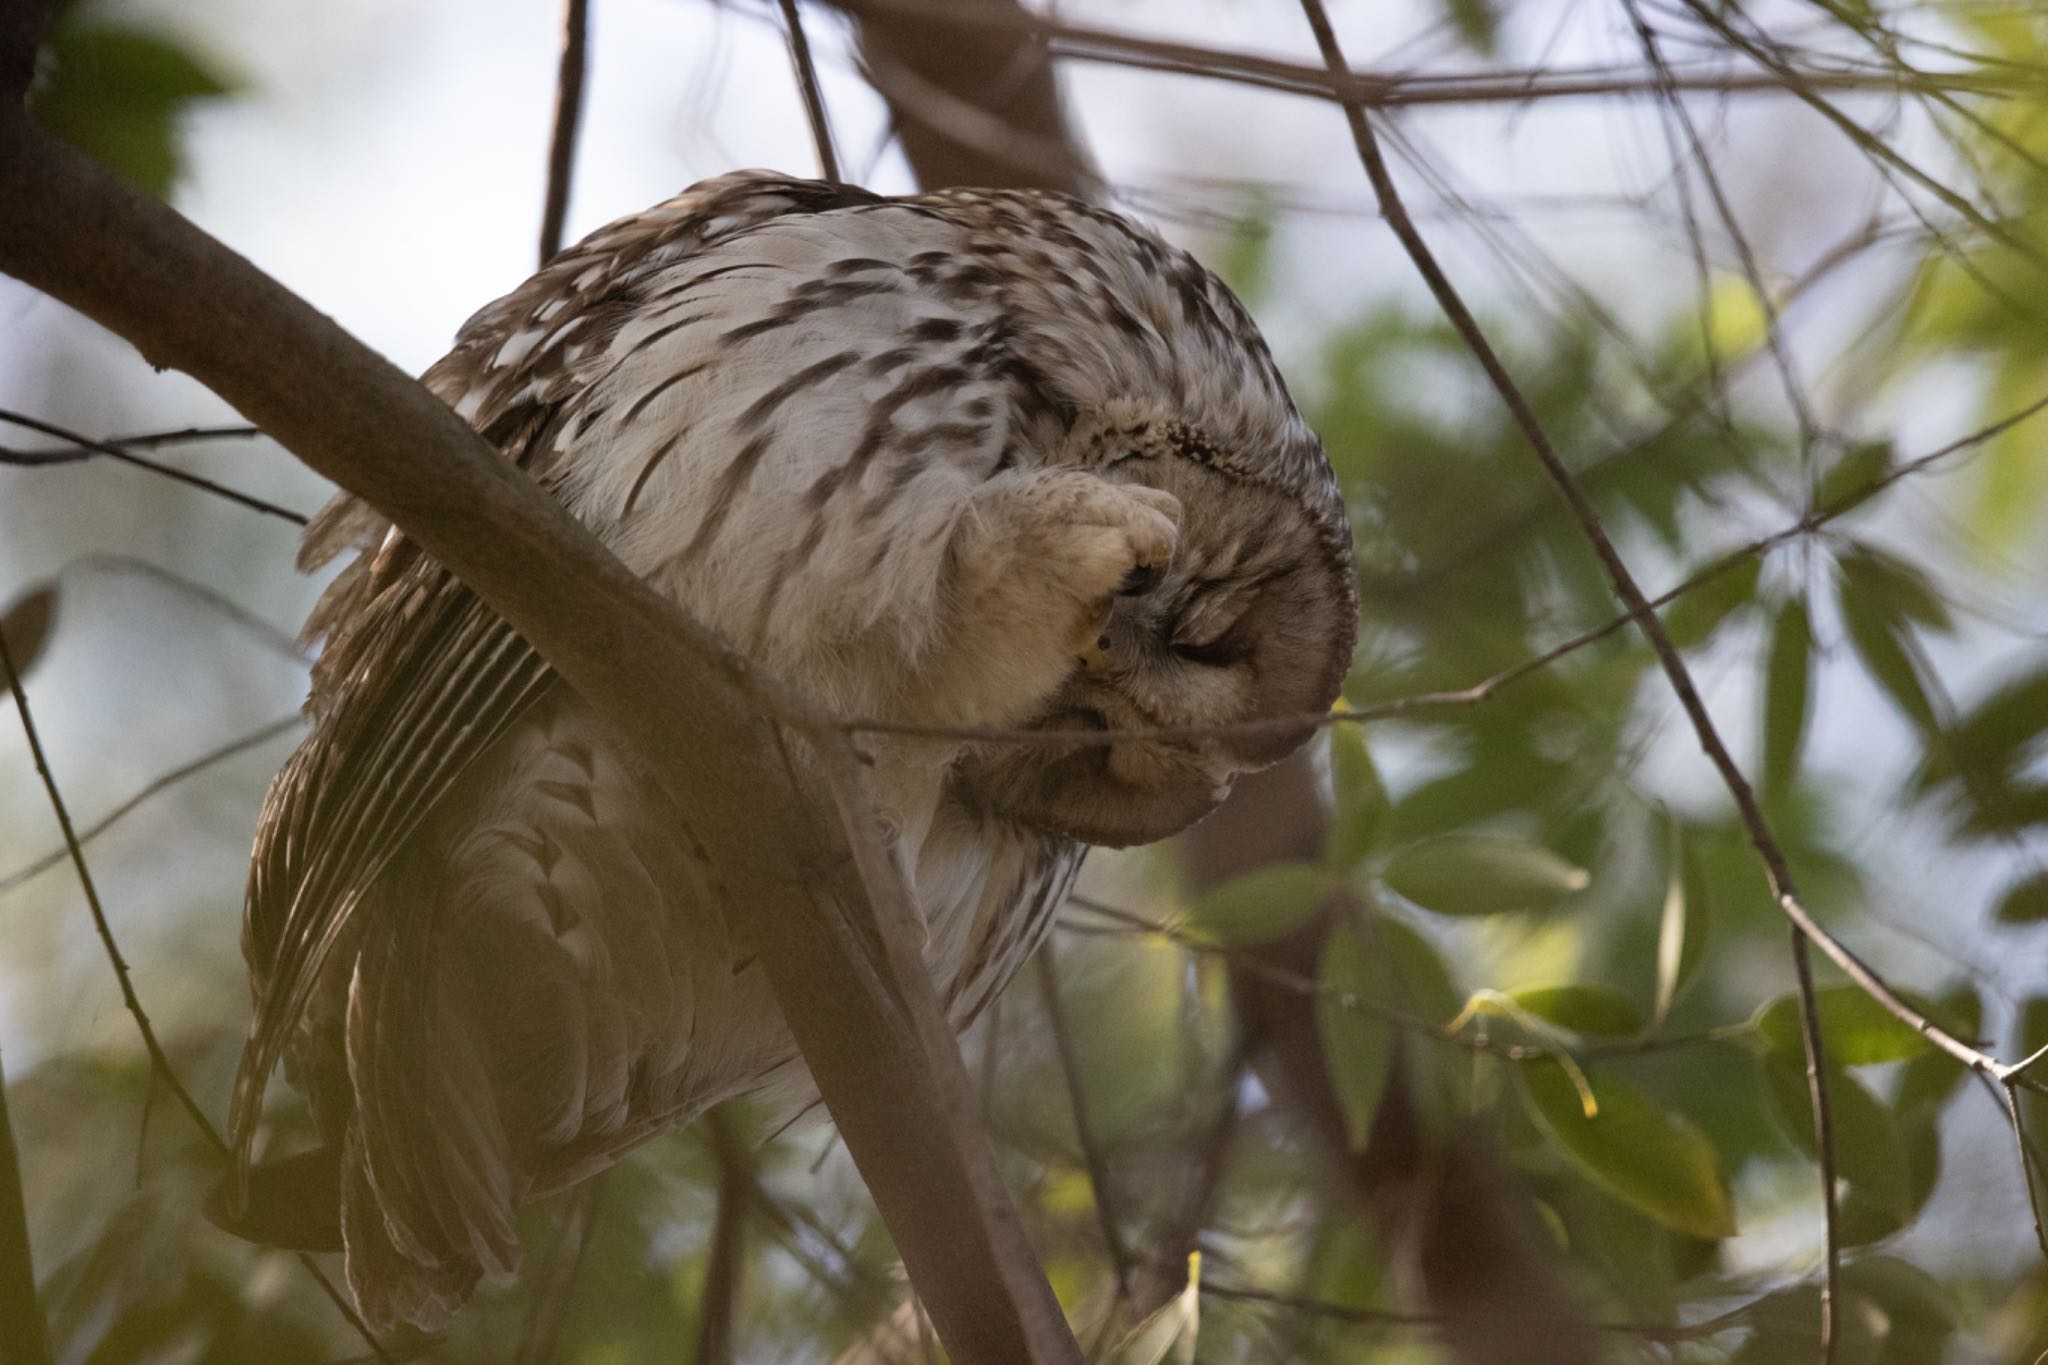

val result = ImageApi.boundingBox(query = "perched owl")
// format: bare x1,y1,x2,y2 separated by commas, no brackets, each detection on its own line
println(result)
223,171,1356,1329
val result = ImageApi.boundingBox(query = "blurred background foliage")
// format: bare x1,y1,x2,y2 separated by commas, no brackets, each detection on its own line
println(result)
7,0,2048,1361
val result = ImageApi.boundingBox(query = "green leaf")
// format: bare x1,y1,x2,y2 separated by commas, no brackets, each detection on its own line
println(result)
1837,564,1939,734
1653,817,1711,1023
1663,555,1763,650
1186,862,1332,946
1816,441,1894,513
1761,599,1812,797
1755,985,1932,1065
1838,543,1953,631
1519,1060,1736,1240
1325,724,1390,870
1994,873,2048,923
1916,665,2048,793
1440,0,1500,55
1508,984,1646,1038
1381,834,1589,917
1762,1051,1912,1220
1316,917,1396,1150
29,21,235,198
0,582,57,681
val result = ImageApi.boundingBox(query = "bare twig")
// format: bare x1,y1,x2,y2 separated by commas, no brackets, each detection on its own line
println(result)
0,1049,51,1365
0,713,301,895
1034,943,1132,1296
538,0,590,263
0,408,308,525
0,422,260,461
0,614,386,1359
1622,0,1818,452
837,0,2031,112
1788,932,1839,1363
0,622,227,1149
779,0,841,183
64,553,305,659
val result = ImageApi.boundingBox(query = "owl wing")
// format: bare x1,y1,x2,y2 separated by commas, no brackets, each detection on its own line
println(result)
233,173,883,1167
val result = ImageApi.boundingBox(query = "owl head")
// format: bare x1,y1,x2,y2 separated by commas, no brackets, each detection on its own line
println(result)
956,416,1357,849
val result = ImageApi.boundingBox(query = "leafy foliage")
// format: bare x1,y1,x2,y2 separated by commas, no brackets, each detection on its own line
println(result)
28,2,232,197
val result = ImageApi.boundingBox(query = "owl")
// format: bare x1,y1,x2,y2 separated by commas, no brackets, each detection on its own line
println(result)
222,171,1357,1329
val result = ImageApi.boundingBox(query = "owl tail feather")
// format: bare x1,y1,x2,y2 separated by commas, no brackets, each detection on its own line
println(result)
205,1146,344,1253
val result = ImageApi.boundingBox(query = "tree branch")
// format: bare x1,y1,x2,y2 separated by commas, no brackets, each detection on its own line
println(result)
0,110,1077,1365
778,0,841,183
538,0,589,263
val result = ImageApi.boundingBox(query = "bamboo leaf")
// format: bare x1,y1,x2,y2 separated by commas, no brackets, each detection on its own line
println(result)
1507,983,1646,1038
1519,1060,1735,1239
1381,834,1588,917
1762,1050,1912,1220
1755,985,1932,1065
1186,862,1332,947
1325,723,1390,870
1761,598,1812,797
1316,918,1395,1150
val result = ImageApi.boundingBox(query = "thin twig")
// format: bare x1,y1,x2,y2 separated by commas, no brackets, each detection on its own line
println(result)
836,0,2032,109
1,628,225,1146
1034,943,1133,1296
779,0,841,183
1788,932,1839,1364
0,713,302,895
1622,0,1819,452
66,553,305,660
539,0,589,263
0,422,261,461
0,1048,52,1365
0,624,387,1359
0,408,308,525
1674,0,2048,276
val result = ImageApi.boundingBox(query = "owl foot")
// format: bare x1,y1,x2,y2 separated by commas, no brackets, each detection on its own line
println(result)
931,469,1180,730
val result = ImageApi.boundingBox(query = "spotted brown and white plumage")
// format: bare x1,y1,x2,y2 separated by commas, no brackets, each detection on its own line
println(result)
229,171,1357,1329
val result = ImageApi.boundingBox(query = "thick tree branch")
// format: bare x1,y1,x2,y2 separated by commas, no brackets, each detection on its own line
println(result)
0,114,1077,1364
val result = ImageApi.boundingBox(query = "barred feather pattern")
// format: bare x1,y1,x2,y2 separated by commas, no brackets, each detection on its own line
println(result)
233,171,1356,1328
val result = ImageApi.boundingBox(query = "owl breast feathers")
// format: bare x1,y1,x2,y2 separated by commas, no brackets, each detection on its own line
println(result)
221,171,1356,1328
